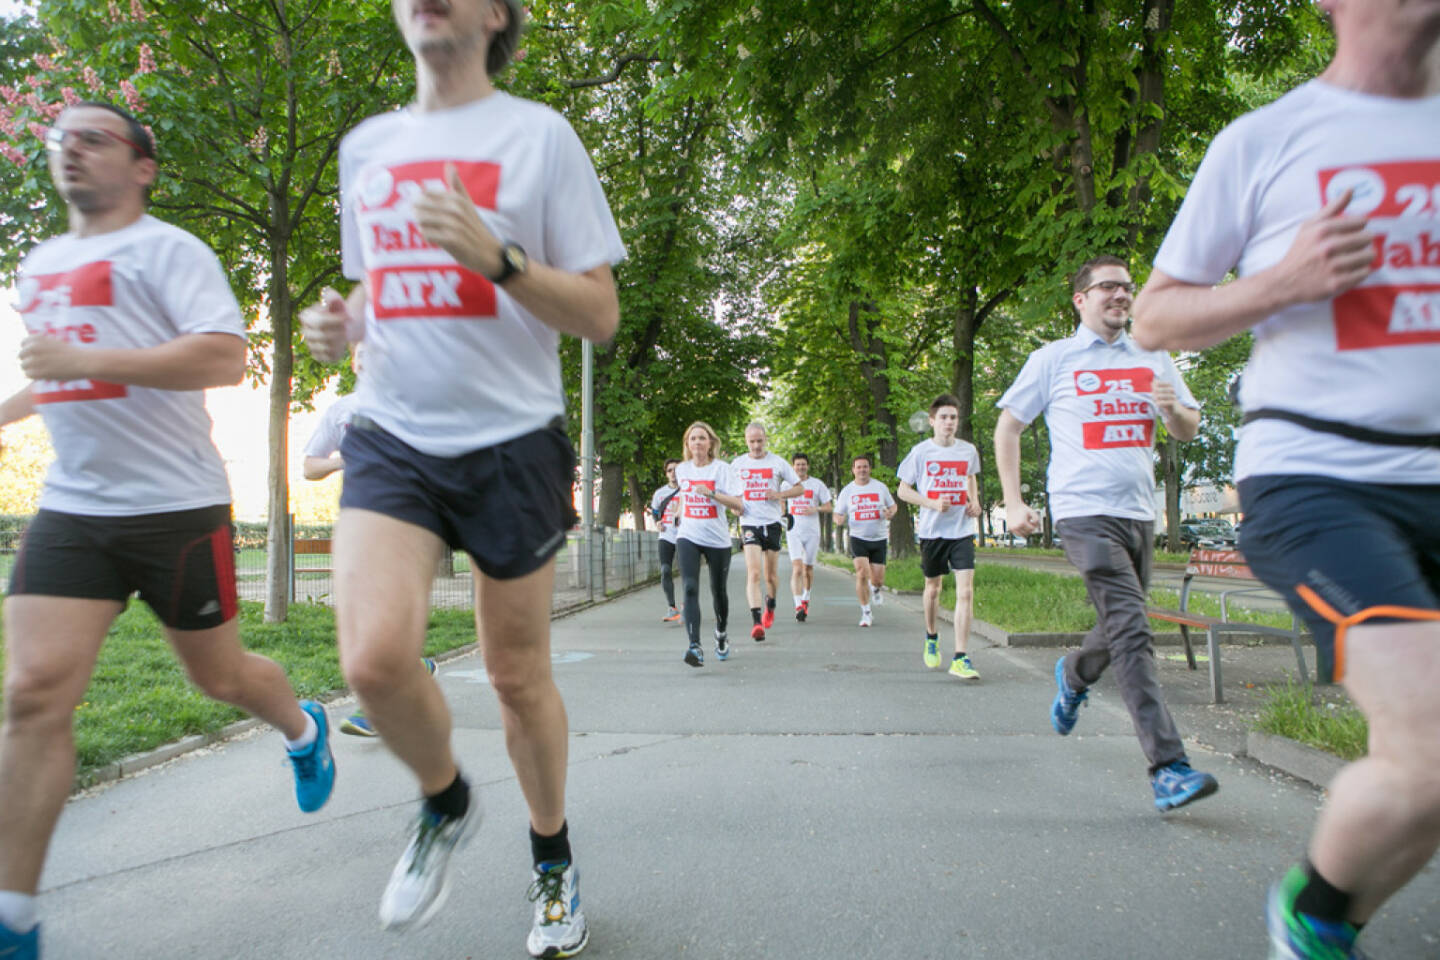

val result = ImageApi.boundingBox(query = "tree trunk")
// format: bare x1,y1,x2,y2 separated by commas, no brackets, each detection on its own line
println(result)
1163,435,1181,552
264,221,293,623
846,299,915,558
598,452,625,528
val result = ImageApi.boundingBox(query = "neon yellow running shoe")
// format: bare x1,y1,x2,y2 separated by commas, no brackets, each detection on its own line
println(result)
948,655,979,680
923,635,940,669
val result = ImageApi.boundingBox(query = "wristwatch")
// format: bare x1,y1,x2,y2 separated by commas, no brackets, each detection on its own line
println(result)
490,242,528,285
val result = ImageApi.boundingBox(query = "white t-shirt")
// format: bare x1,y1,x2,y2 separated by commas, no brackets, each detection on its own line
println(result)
340,93,627,456
835,480,895,542
787,477,832,538
15,216,242,516
304,393,361,458
674,459,742,550
998,325,1198,523
898,437,981,540
729,451,800,527
1153,80,1440,484
650,483,680,544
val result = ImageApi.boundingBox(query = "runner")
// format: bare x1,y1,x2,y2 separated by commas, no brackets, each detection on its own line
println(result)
649,458,682,623
995,254,1218,813
675,422,746,666
1132,1,1440,951
897,394,983,680
301,342,364,482
298,0,625,953
833,455,897,628
786,452,832,622
0,102,334,960
731,423,804,641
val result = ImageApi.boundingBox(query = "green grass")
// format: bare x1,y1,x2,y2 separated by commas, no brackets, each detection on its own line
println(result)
1255,678,1368,761
976,545,1193,564
0,600,478,782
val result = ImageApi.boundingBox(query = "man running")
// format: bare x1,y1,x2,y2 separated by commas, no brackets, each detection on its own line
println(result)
650,458,682,623
833,455,897,628
299,0,624,954
0,102,335,960
730,423,804,641
995,254,1218,814
786,452,832,622
897,394,983,680
1133,1,1440,952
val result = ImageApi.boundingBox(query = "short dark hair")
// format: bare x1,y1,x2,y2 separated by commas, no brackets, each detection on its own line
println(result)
929,394,960,416
1072,255,1127,295
791,452,809,464
852,454,873,467
664,458,681,470
74,101,154,159
487,0,524,75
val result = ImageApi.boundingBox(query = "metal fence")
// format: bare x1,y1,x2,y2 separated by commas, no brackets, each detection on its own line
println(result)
0,519,663,616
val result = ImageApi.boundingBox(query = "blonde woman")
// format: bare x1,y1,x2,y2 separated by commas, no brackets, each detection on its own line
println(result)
673,422,747,666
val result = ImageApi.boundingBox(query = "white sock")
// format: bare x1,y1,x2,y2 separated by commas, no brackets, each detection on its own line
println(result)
861,604,872,616
802,589,810,602
0,891,37,934
283,711,318,752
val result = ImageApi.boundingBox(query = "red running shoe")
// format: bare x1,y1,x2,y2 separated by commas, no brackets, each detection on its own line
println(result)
761,606,775,629
751,623,766,642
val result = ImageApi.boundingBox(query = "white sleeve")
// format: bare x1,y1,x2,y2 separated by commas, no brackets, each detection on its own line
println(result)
997,348,1051,425
304,404,345,458
1152,122,1255,285
883,485,896,508
781,460,800,485
541,118,627,274
967,444,982,476
897,447,920,486
818,483,832,505
339,134,365,282
719,462,743,498
154,236,245,339
834,487,848,516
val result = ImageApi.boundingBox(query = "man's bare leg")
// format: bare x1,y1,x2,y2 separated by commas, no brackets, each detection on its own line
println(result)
952,569,975,657
743,543,766,609
333,508,454,794
476,558,568,835
922,577,941,636
0,597,117,894
790,559,806,604
853,558,872,606
169,619,308,740
1306,620,1440,922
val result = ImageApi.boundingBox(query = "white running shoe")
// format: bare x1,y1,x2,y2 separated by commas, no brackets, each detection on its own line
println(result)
859,611,873,628
526,861,589,958
872,589,884,606
379,799,480,930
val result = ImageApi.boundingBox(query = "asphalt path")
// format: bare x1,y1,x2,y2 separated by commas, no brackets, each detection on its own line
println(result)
36,560,1439,959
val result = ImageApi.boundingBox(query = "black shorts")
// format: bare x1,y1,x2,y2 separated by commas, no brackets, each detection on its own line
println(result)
7,504,238,630
920,536,976,578
340,417,577,581
1238,475,1440,680
849,537,888,565
741,522,784,552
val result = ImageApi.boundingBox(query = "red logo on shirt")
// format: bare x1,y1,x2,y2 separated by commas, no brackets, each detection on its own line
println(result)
740,466,774,501
850,492,883,523
1320,161,1440,350
1082,420,1154,449
1074,367,1155,397
924,460,969,506
368,265,496,321
792,489,815,515
356,160,500,214
682,479,718,519
19,260,128,404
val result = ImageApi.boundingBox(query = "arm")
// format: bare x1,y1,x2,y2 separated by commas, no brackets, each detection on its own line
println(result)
884,502,898,520
1,385,35,426
768,482,807,501
710,490,747,514
413,165,619,342
19,332,245,390
1153,380,1200,443
994,409,1042,536
303,455,344,481
897,480,948,512
300,284,367,365
965,474,982,518
1133,189,1374,351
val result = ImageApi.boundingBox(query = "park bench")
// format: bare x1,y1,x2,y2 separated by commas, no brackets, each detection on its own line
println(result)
291,538,456,580
1145,548,1309,705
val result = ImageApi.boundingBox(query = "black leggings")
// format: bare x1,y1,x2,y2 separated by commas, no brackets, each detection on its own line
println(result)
659,539,677,607
677,539,731,645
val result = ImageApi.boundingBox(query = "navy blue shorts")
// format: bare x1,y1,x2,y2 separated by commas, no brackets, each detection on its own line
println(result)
920,536,976,578
7,504,238,630
850,537,888,566
1237,475,1440,680
340,417,577,581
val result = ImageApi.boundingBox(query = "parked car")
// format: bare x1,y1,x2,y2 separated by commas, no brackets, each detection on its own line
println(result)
991,532,1029,548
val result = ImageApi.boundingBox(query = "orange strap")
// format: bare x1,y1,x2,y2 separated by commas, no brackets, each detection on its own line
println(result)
1294,584,1440,681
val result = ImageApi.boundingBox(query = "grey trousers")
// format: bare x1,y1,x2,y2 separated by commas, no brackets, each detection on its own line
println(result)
1056,516,1185,773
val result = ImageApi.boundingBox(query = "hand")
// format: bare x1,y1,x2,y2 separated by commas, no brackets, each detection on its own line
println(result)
20,334,91,381
965,499,982,519
1274,187,1375,304
300,287,353,364
1005,502,1041,536
1153,379,1180,418
931,496,951,513
413,164,501,278
764,490,783,501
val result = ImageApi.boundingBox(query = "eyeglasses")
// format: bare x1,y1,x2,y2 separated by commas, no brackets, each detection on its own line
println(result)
45,126,149,156
1082,279,1137,296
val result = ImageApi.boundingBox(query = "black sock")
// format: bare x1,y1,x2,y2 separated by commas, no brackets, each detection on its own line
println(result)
766,596,776,611
927,633,939,641
751,607,762,624
530,820,572,868
953,652,967,661
423,771,470,821
1294,860,1352,924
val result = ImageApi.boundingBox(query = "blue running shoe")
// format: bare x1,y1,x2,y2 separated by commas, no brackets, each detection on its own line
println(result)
288,700,336,813
0,919,38,960
340,713,377,737
1151,760,1219,812
1050,657,1088,735
1267,865,1368,960
422,657,438,676
715,630,730,661
684,642,703,667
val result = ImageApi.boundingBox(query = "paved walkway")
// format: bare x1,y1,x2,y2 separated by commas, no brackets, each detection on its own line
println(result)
38,561,1439,958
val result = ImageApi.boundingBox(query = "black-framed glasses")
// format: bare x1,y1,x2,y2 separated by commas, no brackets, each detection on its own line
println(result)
45,126,148,156
1082,279,1137,296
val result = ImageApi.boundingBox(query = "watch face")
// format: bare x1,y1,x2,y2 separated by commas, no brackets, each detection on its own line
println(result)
506,245,527,273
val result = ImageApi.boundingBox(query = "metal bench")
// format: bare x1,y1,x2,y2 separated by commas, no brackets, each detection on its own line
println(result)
1145,548,1309,704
